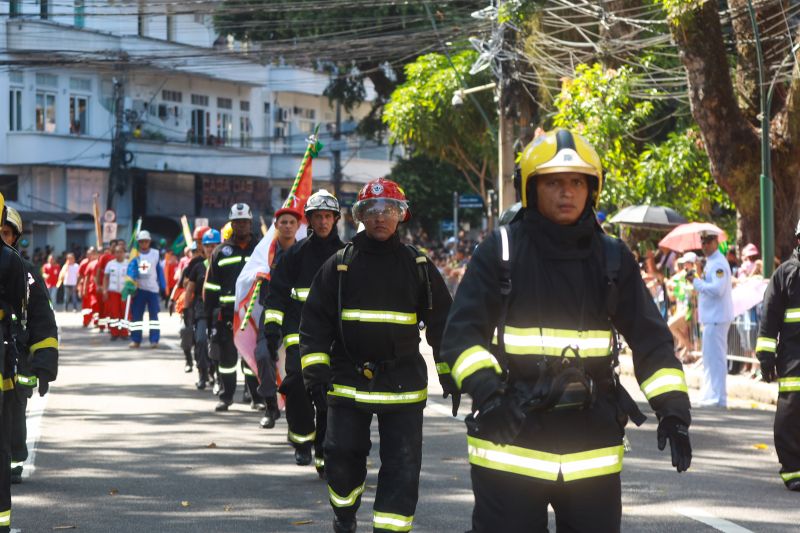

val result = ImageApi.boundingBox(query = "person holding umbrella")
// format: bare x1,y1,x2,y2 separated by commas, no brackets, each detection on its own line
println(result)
691,231,733,408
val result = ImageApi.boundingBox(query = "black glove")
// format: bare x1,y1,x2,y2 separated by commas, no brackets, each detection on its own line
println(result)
757,353,776,383
657,416,692,472
474,392,525,445
439,374,461,417
38,380,50,397
308,383,330,412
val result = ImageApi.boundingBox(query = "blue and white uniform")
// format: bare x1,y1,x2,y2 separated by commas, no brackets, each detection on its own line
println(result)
127,248,166,345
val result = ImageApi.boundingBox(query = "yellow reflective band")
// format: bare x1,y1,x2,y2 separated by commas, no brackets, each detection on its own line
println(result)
337,264,348,272
205,282,221,291
264,309,284,325
315,457,325,468
301,353,330,369
468,436,624,482
781,470,800,482
374,511,414,532
784,308,800,323
288,430,316,444
640,368,688,400
16,374,37,387
220,295,236,303
436,362,451,375
1,377,13,391
283,334,300,348
242,365,256,377
291,287,310,302
451,346,502,389
778,377,800,393
0,309,4,320
10,462,23,469
756,337,777,353
218,256,243,267
493,327,612,357
218,365,237,374
329,384,427,404
329,483,365,508
341,308,417,325
30,336,59,354
0,509,9,526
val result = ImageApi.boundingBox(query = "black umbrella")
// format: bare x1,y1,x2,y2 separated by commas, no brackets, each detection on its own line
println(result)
608,205,687,230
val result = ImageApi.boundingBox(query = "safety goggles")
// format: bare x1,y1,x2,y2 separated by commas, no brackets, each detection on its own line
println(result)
354,198,407,222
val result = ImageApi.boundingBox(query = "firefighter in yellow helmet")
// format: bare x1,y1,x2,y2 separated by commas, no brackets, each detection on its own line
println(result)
441,129,692,532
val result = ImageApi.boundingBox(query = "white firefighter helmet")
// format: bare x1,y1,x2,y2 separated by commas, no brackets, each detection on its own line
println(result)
137,230,152,241
304,189,340,217
229,203,252,221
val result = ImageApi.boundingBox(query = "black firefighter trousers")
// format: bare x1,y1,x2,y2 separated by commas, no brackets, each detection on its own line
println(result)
470,466,621,533
325,405,423,532
280,344,325,464
210,325,259,405
1,388,14,533
775,388,800,487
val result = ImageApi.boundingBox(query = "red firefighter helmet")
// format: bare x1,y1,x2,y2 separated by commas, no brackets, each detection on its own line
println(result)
352,177,410,223
193,226,211,242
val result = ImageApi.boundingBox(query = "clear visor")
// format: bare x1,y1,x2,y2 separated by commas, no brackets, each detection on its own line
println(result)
353,198,407,223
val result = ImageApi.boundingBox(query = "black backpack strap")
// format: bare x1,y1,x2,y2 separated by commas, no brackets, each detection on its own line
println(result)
336,243,357,365
404,244,433,311
496,225,513,364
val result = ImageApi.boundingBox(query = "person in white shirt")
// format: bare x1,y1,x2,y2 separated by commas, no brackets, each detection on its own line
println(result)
103,243,129,340
58,253,80,312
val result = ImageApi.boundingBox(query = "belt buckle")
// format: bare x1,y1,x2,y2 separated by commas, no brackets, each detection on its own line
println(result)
360,362,376,380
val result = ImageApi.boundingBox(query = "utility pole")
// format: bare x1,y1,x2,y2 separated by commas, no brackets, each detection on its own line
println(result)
332,98,343,197
107,77,127,211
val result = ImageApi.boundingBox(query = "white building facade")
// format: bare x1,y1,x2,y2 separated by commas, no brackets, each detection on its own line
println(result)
1,0,395,257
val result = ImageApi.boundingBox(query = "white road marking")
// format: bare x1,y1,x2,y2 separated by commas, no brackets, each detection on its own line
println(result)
21,392,49,478
676,507,754,533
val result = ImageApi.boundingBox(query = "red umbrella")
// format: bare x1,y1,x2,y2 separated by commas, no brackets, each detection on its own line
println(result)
658,222,727,252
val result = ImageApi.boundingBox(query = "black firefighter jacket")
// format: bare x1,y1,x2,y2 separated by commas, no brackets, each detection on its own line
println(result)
264,231,345,372
203,235,257,321
17,258,59,395
299,231,452,413
441,209,691,483
757,249,800,390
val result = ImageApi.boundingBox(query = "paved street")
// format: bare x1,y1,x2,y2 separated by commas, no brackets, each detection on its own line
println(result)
8,310,800,532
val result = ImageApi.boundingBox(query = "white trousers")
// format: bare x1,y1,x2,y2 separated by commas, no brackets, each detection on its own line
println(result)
700,322,730,406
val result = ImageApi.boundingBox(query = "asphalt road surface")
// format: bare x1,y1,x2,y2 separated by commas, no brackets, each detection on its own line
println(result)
9,311,800,532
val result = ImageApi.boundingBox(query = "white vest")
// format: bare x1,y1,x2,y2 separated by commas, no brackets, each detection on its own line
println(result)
136,249,160,293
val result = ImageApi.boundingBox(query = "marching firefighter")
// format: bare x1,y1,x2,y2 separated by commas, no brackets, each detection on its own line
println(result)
204,203,262,412
263,189,345,474
178,227,210,373
185,229,219,390
126,231,166,349
755,219,800,492
300,178,453,533
0,194,53,533
0,207,58,485
441,129,692,532
255,205,301,429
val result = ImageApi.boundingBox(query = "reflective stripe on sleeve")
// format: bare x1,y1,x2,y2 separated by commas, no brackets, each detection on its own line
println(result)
639,368,688,400
451,346,502,389
494,327,612,357
341,308,417,325
329,483,365,508
30,336,58,354
755,336,777,353
468,436,624,482
329,384,427,404
301,353,330,369
218,256,243,267
219,295,236,303
778,377,800,393
0,509,9,526
436,362,451,375
1,373,14,391
204,282,221,291
290,287,310,302
263,309,284,325
373,511,414,532
283,333,300,348
784,308,800,323
16,374,38,388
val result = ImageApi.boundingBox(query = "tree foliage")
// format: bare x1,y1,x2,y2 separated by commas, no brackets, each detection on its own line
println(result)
383,51,497,203
552,63,729,221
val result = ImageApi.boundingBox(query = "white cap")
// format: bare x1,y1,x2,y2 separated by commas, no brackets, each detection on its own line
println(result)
679,251,697,264
137,230,152,241
229,203,253,220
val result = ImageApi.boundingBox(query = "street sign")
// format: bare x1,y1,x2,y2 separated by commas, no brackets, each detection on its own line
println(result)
103,222,118,242
440,220,455,233
194,217,209,229
103,209,116,223
458,194,484,209
338,192,358,208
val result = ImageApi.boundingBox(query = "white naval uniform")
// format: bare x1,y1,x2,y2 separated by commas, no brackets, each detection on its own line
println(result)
693,249,734,407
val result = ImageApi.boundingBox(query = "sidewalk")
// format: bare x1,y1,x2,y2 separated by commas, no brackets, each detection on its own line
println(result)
618,352,778,406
